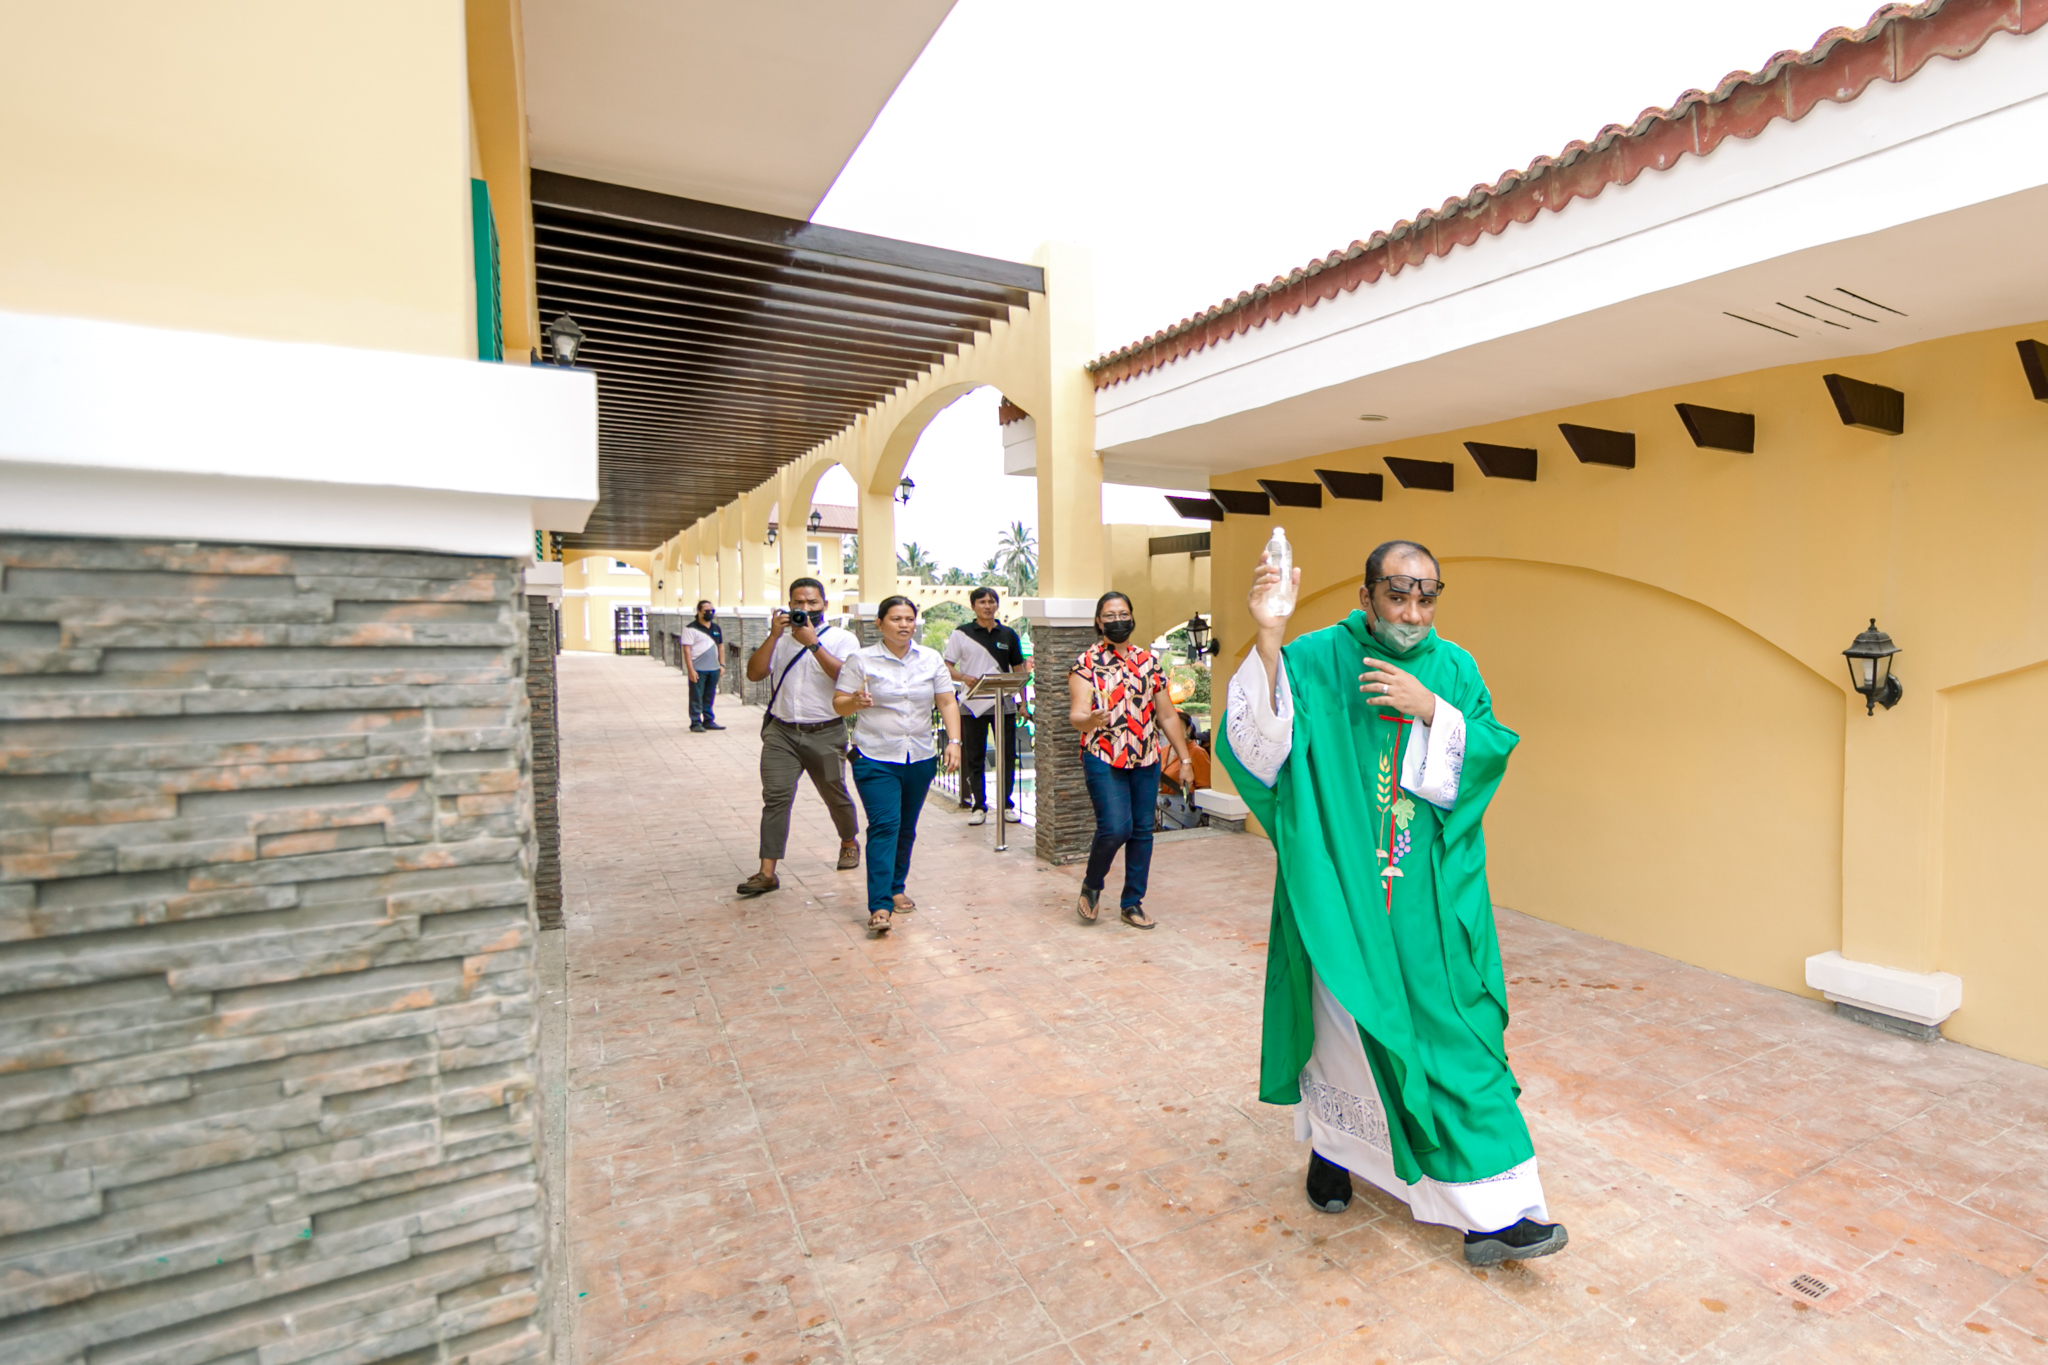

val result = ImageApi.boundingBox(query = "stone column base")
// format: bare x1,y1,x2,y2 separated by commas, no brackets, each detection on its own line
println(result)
1020,600,1103,866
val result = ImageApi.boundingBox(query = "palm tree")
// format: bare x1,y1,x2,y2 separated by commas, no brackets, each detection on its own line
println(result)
898,541,938,584
842,535,858,576
996,522,1036,596
939,566,973,586
978,554,1004,586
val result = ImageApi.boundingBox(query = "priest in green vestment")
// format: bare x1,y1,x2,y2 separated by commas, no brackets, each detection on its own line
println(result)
1217,539,1567,1265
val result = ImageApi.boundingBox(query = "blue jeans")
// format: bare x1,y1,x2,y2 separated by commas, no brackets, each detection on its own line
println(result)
849,750,938,912
1081,752,1159,910
689,668,719,725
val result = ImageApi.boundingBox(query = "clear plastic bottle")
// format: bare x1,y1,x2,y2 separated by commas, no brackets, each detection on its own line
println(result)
1261,526,1296,618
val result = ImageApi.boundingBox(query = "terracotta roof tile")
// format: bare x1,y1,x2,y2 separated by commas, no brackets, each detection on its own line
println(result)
1088,0,2047,388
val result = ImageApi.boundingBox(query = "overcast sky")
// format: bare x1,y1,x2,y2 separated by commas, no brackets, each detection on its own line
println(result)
810,0,1873,577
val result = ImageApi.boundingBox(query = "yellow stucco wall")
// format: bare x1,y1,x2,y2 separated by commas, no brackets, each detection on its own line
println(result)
1938,662,2048,1066
1431,561,1843,996
1105,525,1212,643
561,550,651,653
1208,319,2048,1059
0,2,477,357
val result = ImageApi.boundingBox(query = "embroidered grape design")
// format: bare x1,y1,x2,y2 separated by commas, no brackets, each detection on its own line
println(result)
1392,830,1411,863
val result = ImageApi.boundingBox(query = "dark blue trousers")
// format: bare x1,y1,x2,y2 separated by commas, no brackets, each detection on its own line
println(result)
1081,752,1160,910
849,750,938,912
689,668,719,725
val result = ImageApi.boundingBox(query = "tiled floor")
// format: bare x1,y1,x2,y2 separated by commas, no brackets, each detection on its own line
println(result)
556,652,2048,1364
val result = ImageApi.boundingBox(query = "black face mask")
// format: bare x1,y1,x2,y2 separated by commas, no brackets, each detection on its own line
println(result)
790,608,826,627
699,610,715,622
1100,619,1136,644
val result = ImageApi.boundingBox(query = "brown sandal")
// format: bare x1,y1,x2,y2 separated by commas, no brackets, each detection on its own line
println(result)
1120,906,1156,930
892,893,915,914
867,908,893,935
1076,888,1100,924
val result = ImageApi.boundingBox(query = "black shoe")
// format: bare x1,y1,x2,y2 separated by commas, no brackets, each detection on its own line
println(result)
1306,1151,1352,1214
1463,1219,1568,1265
690,724,705,733
704,721,725,731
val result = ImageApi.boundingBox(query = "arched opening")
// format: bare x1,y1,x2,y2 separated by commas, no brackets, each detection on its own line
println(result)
1273,556,1844,995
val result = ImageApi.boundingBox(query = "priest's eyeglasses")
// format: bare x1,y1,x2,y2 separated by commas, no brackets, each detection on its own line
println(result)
1369,574,1446,600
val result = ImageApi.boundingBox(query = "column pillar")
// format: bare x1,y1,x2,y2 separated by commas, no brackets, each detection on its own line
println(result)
1021,598,1100,865
855,416,894,646
524,564,564,930
737,497,770,609
1031,242,1105,601
676,532,701,618
717,504,742,610
778,468,812,593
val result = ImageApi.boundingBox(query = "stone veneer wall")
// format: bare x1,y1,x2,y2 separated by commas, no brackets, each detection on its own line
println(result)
0,536,550,1365
1029,624,1098,865
736,614,771,708
525,597,562,934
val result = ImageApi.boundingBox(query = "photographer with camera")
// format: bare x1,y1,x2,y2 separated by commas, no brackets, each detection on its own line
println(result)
737,578,862,897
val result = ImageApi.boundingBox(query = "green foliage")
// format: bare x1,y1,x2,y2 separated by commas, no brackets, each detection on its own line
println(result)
996,522,1036,596
1163,624,1191,658
842,534,858,575
921,599,967,650
898,542,938,584
939,566,973,586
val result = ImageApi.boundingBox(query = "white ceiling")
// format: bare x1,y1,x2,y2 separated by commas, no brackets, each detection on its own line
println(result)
521,0,956,219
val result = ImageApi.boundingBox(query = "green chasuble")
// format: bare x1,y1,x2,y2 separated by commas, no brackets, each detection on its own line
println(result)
1218,611,1532,1187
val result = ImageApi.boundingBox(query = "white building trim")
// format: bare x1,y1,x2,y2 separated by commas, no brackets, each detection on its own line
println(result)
0,310,598,557
1093,29,2048,481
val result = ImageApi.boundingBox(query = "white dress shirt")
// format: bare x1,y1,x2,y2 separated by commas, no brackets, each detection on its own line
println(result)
765,625,860,724
836,640,952,762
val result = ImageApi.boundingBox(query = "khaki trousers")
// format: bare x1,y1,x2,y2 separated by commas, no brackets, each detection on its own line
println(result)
759,717,859,859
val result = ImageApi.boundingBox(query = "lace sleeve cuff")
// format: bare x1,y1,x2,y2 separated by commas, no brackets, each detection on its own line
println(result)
1225,651,1294,787
1398,696,1466,810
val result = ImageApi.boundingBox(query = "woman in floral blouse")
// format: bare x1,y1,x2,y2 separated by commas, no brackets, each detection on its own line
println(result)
1067,591,1195,929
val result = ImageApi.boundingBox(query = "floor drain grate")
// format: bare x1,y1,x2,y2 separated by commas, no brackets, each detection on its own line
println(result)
1788,1274,1835,1301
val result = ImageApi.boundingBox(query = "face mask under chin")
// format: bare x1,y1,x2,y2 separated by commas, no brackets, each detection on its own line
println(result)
1369,610,1430,650
1100,620,1136,644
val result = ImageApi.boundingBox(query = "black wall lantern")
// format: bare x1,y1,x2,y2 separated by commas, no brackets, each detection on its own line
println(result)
895,477,915,505
1186,613,1215,663
765,526,777,547
1843,619,1904,714
807,508,824,533
546,314,586,367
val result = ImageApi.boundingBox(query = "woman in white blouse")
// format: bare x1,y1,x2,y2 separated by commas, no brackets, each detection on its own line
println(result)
834,596,962,933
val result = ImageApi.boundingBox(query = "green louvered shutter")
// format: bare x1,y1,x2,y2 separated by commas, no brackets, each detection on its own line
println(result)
471,178,503,362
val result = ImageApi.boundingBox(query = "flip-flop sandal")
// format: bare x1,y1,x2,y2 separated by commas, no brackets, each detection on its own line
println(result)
867,909,893,935
1076,888,1101,923
1120,907,1156,930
